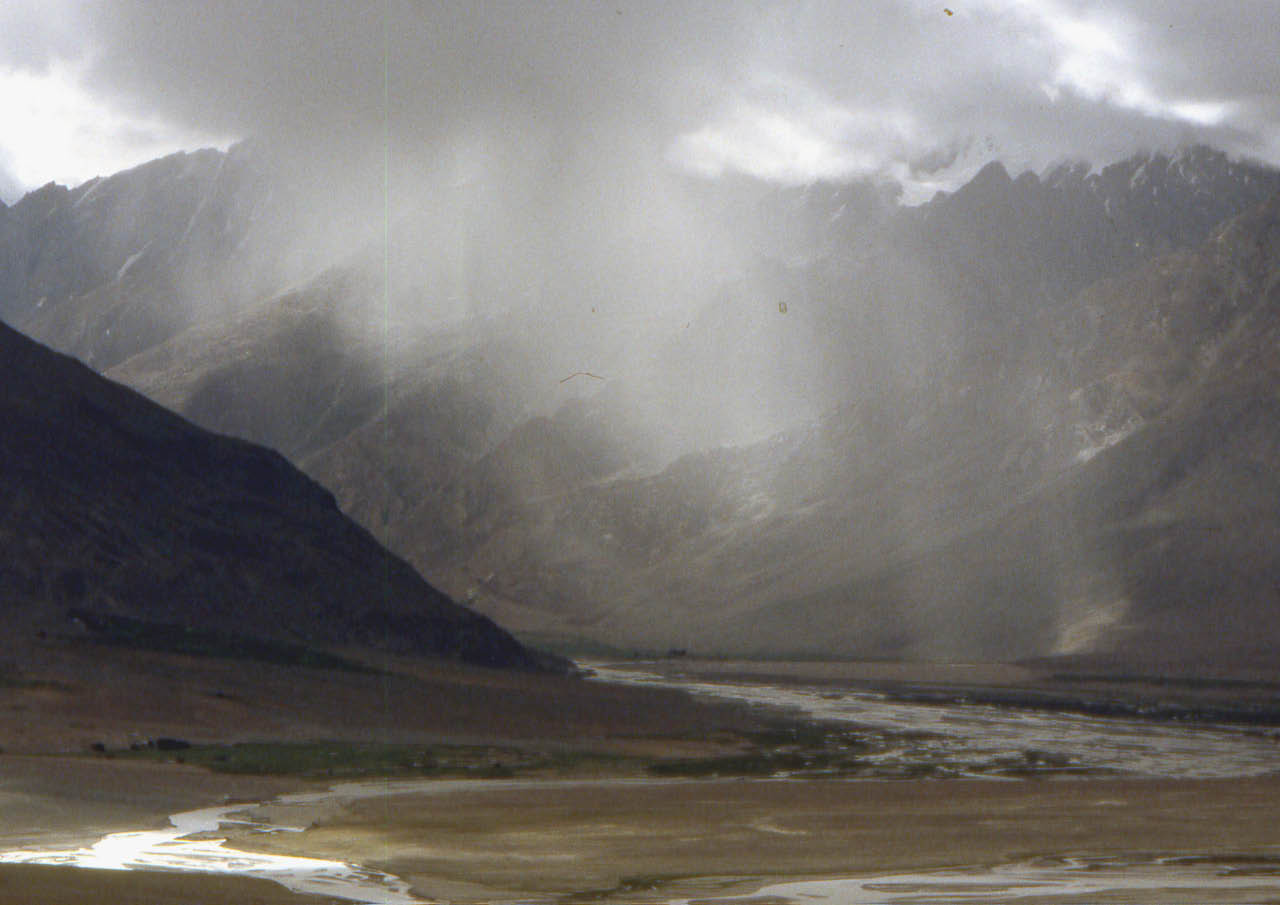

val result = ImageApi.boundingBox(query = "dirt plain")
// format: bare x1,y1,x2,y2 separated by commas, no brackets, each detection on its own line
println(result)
0,642,766,903
2,646,1280,904
229,773,1280,904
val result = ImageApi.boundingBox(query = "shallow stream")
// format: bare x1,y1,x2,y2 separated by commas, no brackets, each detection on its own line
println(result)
589,663,1280,779
0,780,426,903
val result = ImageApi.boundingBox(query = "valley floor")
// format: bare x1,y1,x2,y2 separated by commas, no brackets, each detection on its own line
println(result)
0,863,344,905
4,760,1280,904
229,773,1280,904
3,649,1280,904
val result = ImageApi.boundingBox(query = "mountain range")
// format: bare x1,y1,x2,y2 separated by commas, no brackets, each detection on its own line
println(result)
5,142,1279,668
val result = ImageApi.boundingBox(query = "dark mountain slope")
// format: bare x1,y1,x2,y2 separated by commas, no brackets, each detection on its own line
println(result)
105,269,391,462
0,319,544,670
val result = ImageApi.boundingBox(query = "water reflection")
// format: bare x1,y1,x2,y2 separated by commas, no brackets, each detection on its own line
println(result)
0,786,425,904
590,664,1280,779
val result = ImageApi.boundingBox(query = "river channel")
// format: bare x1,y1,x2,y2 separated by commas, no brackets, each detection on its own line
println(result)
2,663,1279,904
587,663,1280,779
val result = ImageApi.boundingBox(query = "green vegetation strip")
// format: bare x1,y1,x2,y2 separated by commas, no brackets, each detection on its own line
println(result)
648,725,873,778
107,729,1105,781
0,667,66,691
117,741,632,779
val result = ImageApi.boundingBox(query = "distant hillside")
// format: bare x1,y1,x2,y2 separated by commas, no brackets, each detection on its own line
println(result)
0,143,294,371
494,190,1280,667
381,154,1280,665
0,319,548,670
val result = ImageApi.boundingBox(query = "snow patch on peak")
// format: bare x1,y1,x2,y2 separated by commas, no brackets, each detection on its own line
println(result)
1054,597,1129,655
1129,160,1149,190
71,178,104,210
1073,418,1141,464
116,241,154,282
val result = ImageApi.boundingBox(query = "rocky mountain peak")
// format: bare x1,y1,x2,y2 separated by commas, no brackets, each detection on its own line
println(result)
969,159,1014,188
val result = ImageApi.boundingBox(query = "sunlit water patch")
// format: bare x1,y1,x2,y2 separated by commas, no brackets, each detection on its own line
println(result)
0,782,430,904
0,776,689,904
589,664,1280,779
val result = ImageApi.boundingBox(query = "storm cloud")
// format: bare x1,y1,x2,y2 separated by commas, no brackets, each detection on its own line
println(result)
5,1,1280,449
13,0,1270,200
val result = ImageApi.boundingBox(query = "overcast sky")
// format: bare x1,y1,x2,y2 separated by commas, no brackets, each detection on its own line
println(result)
1,1,1278,204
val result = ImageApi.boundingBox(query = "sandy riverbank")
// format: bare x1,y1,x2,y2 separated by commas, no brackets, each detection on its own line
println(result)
227,774,1280,904
4,762,1280,904
0,863,346,905
0,755,310,849
0,756,337,904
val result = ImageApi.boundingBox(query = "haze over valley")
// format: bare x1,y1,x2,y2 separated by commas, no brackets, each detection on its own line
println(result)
6,138,1280,667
